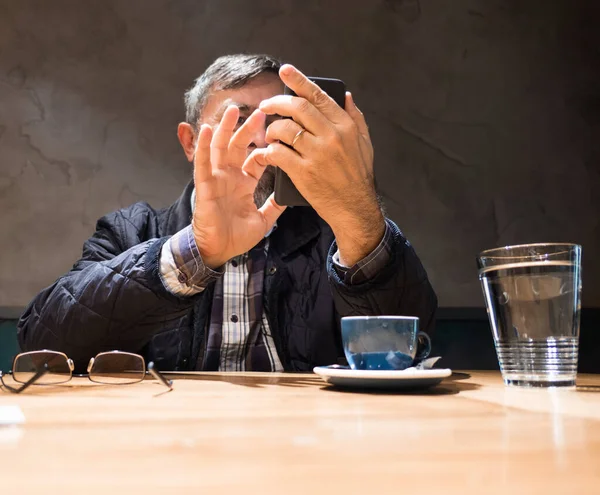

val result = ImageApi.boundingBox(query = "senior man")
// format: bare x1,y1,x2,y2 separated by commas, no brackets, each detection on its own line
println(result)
18,54,437,372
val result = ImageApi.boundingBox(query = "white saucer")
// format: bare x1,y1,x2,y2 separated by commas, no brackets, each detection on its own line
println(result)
313,365,452,390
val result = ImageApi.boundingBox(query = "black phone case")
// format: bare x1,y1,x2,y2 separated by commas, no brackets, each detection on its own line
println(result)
274,77,346,207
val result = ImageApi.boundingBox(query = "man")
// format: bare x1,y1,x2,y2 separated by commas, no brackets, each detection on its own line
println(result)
18,54,437,372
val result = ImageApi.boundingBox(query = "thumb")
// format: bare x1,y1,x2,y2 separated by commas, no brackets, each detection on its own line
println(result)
242,147,270,181
345,92,370,142
259,193,286,231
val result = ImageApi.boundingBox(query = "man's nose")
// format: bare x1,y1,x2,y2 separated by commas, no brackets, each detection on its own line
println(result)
250,126,268,149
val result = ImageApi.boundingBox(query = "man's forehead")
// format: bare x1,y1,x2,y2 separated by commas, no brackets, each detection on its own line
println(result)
213,99,254,114
203,98,255,126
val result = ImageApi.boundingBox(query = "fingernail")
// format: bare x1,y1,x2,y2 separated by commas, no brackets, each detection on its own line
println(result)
280,64,294,76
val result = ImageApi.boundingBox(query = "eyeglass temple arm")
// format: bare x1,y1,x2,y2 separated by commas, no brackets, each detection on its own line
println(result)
147,362,173,390
0,364,49,394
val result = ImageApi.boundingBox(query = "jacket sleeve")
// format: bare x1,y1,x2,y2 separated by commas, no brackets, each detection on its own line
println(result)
326,219,438,335
17,211,203,367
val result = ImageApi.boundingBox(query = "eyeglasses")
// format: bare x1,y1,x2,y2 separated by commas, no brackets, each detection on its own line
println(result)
0,350,172,394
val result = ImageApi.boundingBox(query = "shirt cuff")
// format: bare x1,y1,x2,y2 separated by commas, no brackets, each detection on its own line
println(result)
332,219,393,285
159,225,223,296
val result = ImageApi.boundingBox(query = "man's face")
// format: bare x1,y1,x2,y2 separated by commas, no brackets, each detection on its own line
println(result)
200,73,283,207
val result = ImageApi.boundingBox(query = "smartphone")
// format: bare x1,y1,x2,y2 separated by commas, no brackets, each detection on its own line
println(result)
274,77,346,207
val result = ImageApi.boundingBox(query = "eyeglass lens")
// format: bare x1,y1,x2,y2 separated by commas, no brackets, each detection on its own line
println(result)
89,352,145,384
13,351,71,385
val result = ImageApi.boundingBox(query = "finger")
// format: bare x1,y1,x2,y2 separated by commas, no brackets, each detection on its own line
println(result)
345,92,374,163
265,118,314,155
211,105,239,167
262,142,304,177
259,193,287,228
260,94,330,136
345,92,371,143
242,143,303,181
242,147,270,181
279,64,346,123
193,124,213,183
229,109,266,165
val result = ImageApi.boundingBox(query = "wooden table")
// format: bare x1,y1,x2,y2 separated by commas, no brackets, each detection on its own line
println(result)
0,371,599,494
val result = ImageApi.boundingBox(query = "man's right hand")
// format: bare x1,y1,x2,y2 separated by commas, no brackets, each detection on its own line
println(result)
192,106,286,269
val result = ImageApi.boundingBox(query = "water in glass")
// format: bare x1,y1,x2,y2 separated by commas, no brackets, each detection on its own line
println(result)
480,258,580,387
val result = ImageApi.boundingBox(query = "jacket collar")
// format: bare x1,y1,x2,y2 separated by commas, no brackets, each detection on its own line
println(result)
161,180,194,235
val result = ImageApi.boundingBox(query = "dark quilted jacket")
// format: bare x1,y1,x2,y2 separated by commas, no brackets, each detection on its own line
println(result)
17,181,438,372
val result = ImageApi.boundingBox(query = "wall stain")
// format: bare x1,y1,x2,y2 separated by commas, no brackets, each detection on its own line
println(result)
7,65,26,88
468,9,485,18
18,128,74,186
384,0,421,23
389,118,471,169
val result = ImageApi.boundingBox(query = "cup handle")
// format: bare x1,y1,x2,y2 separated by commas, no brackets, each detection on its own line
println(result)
415,332,431,361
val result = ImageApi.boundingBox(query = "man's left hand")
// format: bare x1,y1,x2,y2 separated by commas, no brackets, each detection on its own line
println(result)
248,64,385,267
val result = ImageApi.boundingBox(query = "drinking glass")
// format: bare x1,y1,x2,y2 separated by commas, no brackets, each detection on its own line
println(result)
478,243,582,387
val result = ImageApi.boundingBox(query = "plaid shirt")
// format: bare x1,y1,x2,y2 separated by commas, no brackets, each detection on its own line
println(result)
160,209,393,371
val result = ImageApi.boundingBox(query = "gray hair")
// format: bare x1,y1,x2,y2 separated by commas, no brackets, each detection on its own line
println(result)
184,54,282,127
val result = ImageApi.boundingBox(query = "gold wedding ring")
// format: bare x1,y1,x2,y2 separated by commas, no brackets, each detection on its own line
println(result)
291,127,306,149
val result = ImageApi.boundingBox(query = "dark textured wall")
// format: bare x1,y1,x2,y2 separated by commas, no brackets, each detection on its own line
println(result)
0,0,598,308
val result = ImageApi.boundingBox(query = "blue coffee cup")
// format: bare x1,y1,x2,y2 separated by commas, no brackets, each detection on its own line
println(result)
341,316,431,371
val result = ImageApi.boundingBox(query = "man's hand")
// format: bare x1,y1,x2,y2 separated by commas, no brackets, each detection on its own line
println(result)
249,64,385,267
192,106,286,269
